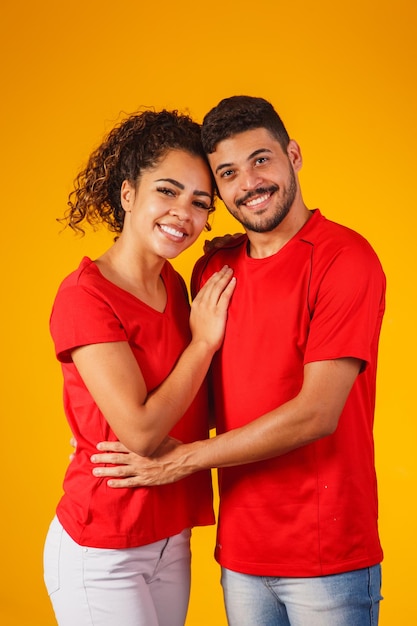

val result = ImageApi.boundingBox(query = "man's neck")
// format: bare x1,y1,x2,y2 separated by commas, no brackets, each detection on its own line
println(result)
247,205,312,259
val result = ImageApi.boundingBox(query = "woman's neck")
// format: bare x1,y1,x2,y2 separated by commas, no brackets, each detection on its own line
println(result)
95,241,167,312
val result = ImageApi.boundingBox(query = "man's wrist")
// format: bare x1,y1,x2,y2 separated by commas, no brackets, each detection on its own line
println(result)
180,439,212,474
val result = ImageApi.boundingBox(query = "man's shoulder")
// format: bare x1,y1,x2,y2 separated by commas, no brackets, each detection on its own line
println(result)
199,232,246,265
305,211,379,257
304,212,384,284
204,232,247,253
191,233,246,296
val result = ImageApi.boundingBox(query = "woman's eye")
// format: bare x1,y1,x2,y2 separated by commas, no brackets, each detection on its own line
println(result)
193,200,211,210
157,187,175,196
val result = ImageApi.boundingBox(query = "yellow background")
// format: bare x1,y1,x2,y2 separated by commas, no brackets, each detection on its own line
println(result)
1,0,416,624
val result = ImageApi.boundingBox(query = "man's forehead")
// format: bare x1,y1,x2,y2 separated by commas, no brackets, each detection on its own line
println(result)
208,128,280,166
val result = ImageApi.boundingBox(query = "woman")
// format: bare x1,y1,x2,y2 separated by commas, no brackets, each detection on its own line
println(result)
43,109,236,626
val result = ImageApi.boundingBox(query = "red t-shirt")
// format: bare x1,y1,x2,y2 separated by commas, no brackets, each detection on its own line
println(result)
50,257,214,548
191,210,385,576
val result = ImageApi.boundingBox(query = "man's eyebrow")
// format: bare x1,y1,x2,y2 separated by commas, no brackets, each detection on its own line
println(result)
155,178,211,198
249,148,272,159
215,148,273,175
215,162,233,175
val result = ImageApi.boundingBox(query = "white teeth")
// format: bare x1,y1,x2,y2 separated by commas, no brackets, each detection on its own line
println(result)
159,224,186,238
245,193,270,208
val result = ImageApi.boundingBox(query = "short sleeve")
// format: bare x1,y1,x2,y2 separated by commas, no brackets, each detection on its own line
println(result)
50,285,127,363
305,242,386,367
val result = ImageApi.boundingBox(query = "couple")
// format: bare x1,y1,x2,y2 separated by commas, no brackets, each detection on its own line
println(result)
44,96,385,626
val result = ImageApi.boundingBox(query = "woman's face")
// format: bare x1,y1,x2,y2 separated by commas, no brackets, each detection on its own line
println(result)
121,149,213,259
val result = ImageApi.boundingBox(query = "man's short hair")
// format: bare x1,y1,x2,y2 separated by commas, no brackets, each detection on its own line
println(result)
201,96,290,154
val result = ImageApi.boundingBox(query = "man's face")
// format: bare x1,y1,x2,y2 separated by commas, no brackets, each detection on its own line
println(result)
208,128,301,233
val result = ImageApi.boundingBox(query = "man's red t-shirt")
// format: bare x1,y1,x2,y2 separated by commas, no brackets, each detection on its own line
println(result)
192,210,385,576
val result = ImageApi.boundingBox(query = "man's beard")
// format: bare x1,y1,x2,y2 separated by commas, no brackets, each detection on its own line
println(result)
227,164,297,234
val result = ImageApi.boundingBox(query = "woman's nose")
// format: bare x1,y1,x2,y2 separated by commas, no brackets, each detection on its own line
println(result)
169,199,192,221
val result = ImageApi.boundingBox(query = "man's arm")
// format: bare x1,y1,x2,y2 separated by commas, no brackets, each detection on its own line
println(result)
91,357,361,487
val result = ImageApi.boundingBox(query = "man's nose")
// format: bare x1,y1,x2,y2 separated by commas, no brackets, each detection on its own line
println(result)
240,168,263,191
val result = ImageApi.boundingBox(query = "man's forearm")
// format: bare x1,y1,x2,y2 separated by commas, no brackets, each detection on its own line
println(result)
92,358,360,487
165,357,362,475
172,399,314,474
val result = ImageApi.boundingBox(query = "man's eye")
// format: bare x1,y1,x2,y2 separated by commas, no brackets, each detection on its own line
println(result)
255,157,268,165
221,169,234,178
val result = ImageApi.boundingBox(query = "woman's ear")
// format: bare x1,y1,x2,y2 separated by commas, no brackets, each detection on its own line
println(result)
120,180,135,212
287,139,303,173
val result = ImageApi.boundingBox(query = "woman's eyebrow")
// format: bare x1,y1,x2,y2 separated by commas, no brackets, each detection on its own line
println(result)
155,177,184,189
156,178,211,197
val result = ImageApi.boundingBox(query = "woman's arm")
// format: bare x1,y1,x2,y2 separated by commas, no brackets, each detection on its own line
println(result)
72,266,235,456
90,357,360,484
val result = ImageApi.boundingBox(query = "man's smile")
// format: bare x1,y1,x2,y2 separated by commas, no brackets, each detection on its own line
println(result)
245,193,271,208
237,186,278,209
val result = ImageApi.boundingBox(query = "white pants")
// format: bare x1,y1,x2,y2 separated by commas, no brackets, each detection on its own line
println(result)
43,516,191,626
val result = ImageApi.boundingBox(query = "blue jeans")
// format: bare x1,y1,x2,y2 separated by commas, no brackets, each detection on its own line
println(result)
221,565,382,626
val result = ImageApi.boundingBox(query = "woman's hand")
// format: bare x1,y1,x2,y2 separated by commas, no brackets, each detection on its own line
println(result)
190,265,236,352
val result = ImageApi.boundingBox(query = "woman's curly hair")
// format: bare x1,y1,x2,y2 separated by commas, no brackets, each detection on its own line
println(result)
63,109,215,235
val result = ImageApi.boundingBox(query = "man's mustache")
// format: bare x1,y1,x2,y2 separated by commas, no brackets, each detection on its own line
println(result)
236,185,279,207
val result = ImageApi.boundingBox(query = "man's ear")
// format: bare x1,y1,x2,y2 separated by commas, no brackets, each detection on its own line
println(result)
121,180,135,212
287,139,303,173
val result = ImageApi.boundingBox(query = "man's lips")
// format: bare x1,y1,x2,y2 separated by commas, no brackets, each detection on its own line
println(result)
237,186,278,208
245,192,271,208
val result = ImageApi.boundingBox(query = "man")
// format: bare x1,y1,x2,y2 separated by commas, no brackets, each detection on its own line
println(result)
92,96,385,625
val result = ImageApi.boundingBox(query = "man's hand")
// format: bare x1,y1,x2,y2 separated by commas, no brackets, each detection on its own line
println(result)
69,436,77,461
90,437,194,488
203,233,243,253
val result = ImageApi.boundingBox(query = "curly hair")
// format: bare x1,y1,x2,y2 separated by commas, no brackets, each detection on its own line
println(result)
201,96,290,154
64,109,215,235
